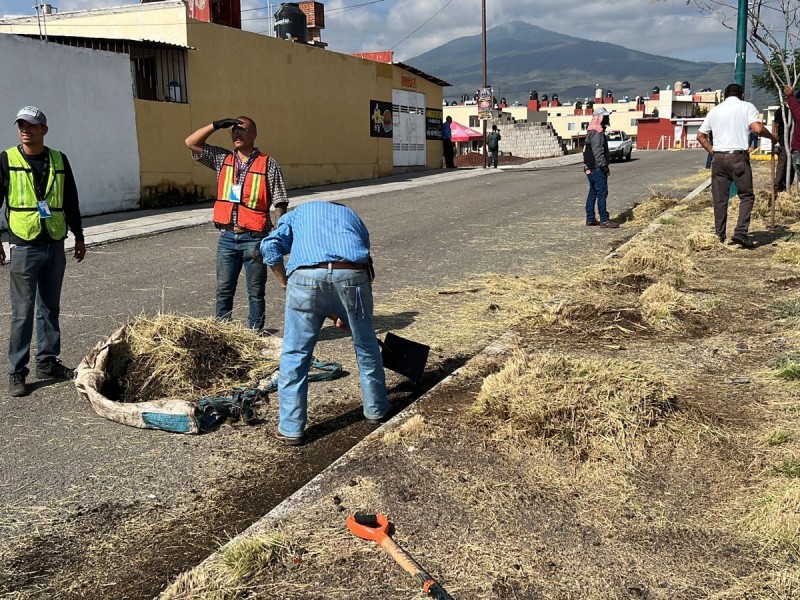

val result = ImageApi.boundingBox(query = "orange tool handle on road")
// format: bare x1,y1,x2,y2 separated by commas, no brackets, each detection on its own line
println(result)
346,513,454,600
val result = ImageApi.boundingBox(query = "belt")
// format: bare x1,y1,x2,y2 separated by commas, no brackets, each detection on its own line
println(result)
220,225,259,234
714,150,748,155
298,261,365,270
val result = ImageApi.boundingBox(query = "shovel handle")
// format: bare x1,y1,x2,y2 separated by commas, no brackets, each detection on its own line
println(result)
347,513,454,599
378,536,454,599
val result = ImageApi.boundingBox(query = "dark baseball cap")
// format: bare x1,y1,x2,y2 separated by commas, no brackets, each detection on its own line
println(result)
14,106,47,126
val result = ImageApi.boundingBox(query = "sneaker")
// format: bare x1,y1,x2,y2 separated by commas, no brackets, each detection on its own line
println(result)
599,221,620,229
274,426,304,446
35,358,76,380
731,233,757,249
8,372,27,397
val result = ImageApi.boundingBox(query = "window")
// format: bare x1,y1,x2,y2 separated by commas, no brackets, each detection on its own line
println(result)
581,122,589,131
130,46,189,103
567,122,576,131
26,35,189,104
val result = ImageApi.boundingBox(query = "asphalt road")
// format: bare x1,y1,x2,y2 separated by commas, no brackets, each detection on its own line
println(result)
0,149,708,597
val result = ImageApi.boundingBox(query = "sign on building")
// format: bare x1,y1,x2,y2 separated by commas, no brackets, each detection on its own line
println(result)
478,87,493,120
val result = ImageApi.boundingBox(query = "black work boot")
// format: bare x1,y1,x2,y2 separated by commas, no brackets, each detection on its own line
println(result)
8,372,27,397
35,358,76,380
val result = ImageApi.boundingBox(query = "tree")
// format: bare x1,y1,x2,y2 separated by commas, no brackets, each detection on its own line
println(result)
753,49,800,101
685,0,799,183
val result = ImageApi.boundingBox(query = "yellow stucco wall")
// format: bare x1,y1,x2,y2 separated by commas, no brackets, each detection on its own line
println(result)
182,21,443,192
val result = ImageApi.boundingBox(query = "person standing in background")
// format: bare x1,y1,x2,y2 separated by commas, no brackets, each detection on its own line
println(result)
487,125,502,168
442,116,455,169
583,107,618,229
697,83,778,248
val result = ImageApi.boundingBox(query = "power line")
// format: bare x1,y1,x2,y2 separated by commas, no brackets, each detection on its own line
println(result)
389,0,457,52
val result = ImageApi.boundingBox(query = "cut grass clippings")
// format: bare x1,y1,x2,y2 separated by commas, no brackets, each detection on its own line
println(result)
472,348,678,463
107,314,280,403
774,242,800,266
631,192,678,222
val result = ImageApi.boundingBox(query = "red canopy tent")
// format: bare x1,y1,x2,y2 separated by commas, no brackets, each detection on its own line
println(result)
450,121,483,142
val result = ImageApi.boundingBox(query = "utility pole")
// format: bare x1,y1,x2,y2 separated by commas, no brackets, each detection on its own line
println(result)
734,0,747,87
481,0,487,168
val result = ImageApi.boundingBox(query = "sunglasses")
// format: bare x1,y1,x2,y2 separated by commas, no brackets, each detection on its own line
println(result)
231,125,252,134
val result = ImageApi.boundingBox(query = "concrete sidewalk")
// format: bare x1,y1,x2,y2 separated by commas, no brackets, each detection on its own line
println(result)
64,154,583,251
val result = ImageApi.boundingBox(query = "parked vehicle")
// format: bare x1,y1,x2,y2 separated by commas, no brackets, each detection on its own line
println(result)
606,130,633,161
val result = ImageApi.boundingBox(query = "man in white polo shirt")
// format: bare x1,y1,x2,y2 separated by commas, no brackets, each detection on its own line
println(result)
697,83,778,249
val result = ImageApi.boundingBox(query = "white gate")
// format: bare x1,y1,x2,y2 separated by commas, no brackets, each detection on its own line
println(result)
392,89,426,167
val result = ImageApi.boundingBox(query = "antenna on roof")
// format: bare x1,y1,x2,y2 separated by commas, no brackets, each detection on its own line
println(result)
33,0,43,41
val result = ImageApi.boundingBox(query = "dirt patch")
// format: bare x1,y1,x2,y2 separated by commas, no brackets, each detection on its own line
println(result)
454,152,533,167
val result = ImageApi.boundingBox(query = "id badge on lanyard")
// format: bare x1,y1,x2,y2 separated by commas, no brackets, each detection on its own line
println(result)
229,184,242,203
37,200,52,218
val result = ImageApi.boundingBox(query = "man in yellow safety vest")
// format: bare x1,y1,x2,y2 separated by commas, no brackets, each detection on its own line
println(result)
0,106,86,397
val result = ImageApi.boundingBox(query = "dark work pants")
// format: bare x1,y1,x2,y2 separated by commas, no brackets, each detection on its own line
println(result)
775,146,795,192
711,152,754,239
443,139,455,168
8,240,66,375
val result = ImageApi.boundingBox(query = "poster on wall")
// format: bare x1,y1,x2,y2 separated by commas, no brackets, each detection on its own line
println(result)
426,107,442,140
478,87,493,119
370,100,394,138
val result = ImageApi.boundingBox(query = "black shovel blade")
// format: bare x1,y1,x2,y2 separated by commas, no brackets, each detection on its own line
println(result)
381,332,429,381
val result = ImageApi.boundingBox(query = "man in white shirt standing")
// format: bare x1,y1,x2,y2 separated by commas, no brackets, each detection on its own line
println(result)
697,83,778,248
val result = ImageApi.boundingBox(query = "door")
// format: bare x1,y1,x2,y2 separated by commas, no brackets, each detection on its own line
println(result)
392,89,425,167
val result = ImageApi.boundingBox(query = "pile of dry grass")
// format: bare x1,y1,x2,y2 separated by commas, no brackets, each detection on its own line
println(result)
638,282,709,330
472,348,678,462
683,230,724,253
617,241,695,281
774,242,800,266
631,192,678,222
108,314,280,403
753,188,800,220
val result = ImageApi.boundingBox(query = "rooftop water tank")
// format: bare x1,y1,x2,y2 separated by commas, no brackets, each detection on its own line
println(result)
274,3,307,43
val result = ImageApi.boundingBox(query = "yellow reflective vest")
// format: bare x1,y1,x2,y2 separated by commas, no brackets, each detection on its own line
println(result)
5,146,67,241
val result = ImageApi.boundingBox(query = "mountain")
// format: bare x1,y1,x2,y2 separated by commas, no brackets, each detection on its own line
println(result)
405,21,771,108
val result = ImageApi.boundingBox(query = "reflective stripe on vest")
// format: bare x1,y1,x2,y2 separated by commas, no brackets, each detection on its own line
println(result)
6,146,67,241
213,152,271,232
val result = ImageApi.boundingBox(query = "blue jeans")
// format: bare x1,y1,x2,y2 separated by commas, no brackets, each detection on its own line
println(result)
585,168,609,223
8,241,67,375
216,230,267,330
278,267,388,437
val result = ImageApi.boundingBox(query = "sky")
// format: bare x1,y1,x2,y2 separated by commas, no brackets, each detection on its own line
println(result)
0,0,749,64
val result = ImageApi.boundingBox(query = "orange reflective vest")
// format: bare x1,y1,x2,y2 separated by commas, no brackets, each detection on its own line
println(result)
213,152,271,231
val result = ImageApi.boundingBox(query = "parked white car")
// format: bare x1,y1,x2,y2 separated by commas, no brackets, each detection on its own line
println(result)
606,130,633,161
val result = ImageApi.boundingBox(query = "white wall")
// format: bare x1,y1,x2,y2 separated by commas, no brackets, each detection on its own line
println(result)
0,34,140,216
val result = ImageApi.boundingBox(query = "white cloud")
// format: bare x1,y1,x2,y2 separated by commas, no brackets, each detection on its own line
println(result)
0,0,743,63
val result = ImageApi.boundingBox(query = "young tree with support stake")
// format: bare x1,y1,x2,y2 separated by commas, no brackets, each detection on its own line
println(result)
683,0,799,185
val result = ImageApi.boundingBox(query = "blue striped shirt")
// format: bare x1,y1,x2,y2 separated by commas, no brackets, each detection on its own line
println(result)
260,201,371,275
